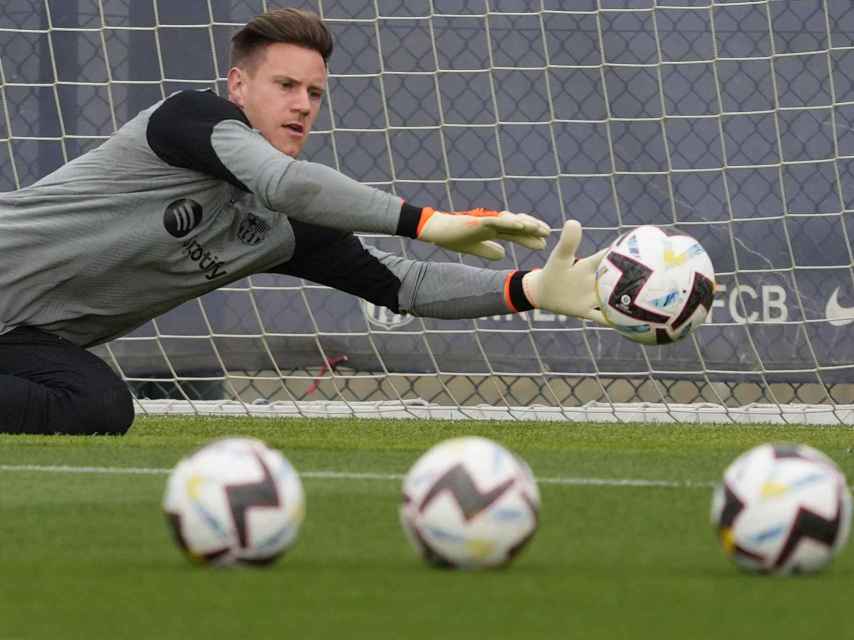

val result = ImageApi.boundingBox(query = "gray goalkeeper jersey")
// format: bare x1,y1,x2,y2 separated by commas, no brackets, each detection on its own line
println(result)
0,90,530,347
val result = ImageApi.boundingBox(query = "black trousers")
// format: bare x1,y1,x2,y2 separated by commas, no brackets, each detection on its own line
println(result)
0,327,134,435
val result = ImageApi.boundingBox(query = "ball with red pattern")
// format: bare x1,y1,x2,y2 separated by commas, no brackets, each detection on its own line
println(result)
400,436,540,570
595,225,715,345
163,437,305,567
711,442,851,575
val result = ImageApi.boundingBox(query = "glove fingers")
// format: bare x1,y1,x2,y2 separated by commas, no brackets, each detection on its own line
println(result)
575,247,610,274
484,213,549,237
480,216,525,233
495,232,547,251
499,212,551,237
550,220,583,263
455,240,505,261
583,307,608,325
584,247,609,269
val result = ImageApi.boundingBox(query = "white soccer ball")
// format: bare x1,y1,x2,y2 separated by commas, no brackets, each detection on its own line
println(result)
711,442,852,575
400,436,540,569
595,225,716,345
163,437,305,567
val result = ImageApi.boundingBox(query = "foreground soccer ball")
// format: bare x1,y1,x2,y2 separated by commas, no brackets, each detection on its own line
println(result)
163,437,305,567
400,436,540,569
595,225,715,345
711,443,852,575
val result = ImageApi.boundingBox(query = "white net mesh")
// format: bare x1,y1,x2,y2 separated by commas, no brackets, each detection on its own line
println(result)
1,0,852,423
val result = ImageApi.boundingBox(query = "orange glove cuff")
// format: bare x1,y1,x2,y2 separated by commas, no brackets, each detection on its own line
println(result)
415,206,437,238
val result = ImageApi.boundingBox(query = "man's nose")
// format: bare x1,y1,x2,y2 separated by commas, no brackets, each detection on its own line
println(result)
292,89,311,114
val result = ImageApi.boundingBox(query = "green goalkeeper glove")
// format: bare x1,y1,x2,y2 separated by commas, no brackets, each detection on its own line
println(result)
521,220,609,323
416,207,550,261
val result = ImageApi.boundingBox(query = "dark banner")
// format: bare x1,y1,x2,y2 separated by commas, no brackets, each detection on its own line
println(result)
102,265,853,386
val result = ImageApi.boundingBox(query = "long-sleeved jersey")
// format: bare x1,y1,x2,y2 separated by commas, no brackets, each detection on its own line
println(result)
0,90,532,347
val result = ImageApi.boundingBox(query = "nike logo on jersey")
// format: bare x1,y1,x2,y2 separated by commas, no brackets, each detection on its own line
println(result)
826,288,854,327
164,198,203,238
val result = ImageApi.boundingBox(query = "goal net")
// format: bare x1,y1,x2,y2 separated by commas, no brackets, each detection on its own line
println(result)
1,0,852,423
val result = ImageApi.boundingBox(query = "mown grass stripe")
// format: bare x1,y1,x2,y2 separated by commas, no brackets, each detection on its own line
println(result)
0,463,715,488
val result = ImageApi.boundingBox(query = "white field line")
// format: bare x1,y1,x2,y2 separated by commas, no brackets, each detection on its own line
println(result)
0,463,715,489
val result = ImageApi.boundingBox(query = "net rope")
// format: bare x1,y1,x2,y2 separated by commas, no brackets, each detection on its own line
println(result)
0,0,852,423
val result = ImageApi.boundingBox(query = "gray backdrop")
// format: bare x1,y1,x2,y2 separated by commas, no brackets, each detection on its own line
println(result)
1,0,852,404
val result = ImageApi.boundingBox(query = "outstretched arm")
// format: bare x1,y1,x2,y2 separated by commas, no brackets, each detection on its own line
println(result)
271,220,534,319
273,219,606,323
146,90,548,261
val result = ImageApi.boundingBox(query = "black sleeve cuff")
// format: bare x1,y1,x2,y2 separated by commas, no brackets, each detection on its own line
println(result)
507,270,534,312
396,202,423,238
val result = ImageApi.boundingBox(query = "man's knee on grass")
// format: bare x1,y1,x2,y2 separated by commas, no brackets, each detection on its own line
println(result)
73,385,135,436
0,383,134,436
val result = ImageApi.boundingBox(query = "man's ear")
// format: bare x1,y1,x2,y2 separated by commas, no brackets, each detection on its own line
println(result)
227,67,246,108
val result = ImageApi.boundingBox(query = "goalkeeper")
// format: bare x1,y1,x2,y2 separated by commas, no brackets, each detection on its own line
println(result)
0,8,605,435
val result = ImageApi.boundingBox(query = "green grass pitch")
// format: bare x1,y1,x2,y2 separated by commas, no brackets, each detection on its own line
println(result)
1,417,852,639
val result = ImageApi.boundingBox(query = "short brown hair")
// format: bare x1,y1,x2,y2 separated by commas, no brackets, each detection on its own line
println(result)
231,8,333,69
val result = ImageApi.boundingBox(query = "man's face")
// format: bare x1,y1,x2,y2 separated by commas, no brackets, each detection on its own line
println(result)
227,42,326,158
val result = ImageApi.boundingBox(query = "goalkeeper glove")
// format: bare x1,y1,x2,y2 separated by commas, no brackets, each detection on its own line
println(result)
521,220,608,323
415,207,550,261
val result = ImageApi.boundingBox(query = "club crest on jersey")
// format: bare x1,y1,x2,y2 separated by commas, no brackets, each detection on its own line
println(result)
237,212,271,246
164,198,203,238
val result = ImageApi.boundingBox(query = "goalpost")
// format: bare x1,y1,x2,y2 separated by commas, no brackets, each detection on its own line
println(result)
1,0,852,424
